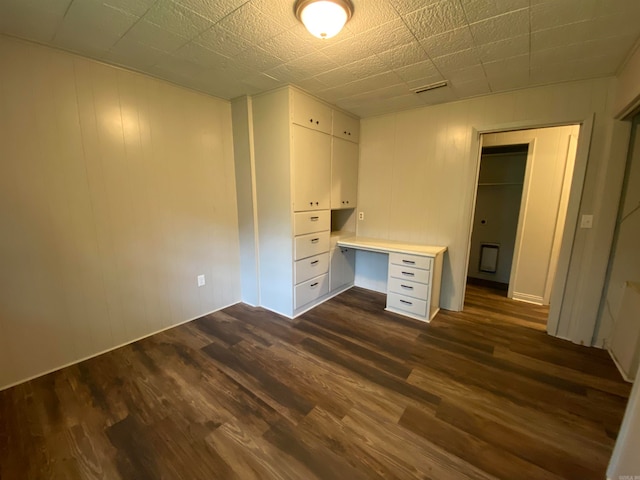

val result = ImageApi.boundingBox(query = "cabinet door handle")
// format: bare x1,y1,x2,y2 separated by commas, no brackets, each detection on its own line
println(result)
402,259,416,265
310,260,319,265
310,282,319,288
400,299,413,305
401,271,415,276
309,201,313,206
315,201,319,205
316,120,319,125
401,284,414,290
346,200,349,204
343,130,347,134
309,118,313,123
311,238,319,243
310,216,319,221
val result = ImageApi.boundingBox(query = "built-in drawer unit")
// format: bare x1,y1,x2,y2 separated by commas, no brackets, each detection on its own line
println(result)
388,276,430,301
295,252,330,285
294,231,330,260
389,252,432,271
387,293,428,318
295,273,329,309
294,210,330,236
388,263,430,285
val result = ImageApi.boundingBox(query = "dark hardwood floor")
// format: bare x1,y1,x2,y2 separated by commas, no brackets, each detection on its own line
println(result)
0,285,631,479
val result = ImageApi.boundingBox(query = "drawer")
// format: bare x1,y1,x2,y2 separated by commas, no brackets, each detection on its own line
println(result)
389,263,430,285
295,252,329,285
295,273,329,309
294,210,330,236
295,231,330,260
388,276,429,301
389,252,432,270
387,293,428,318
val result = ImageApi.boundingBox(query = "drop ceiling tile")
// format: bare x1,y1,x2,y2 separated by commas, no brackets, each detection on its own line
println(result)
295,76,330,93
240,72,283,91
323,71,405,101
483,54,529,78
193,24,251,57
460,0,529,23
416,84,458,105
172,42,231,69
143,0,213,40
0,2,68,43
320,36,371,64
405,74,447,89
419,27,475,58
403,0,468,40
105,38,166,68
56,0,140,42
395,59,441,82
104,0,156,17
591,12,640,38
150,54,206,79
251,0,299,29
217,3,287,45
530,0,598,32
389,0,442,16
343,0,400,34
260,29,317,63
376,41,429,70
450,76,491,97
469,8,529,45
487,71,529,91
313,67,360,86
234,45,284,71
432,48,481,74
178,0,249,24
531,21,591,52
445,64,486,83
287,51,339,78
367,22,416,54
118,20,189,53
265,62,313,82
337,83,410,107
341,54,388,79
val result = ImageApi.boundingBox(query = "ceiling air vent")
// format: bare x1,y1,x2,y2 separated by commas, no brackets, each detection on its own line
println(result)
411,81,448,94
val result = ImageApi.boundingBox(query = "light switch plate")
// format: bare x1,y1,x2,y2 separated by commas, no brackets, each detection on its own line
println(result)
580,214,593,229
197,274,206,287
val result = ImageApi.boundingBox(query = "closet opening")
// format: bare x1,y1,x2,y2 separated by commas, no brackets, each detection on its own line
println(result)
466,125,580,327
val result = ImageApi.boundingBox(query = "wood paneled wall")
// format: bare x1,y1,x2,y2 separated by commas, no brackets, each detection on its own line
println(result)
356,77,627,346
0,36,241,390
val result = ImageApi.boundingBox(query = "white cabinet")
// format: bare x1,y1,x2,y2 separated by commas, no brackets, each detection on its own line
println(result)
330,246,355,291
293,125,331,212
292,89,332,134
331,137,358,209
333,109,359,142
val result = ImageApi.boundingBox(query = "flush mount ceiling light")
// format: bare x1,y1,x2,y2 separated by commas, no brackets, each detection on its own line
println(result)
294,0,354,39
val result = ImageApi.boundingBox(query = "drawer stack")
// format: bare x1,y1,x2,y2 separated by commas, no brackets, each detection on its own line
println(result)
386,252,433,322
293,211,330,309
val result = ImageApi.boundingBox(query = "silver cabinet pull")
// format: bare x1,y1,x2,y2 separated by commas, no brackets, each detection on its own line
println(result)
401,271,415,276
311,238,319,243
402,259,416,264
310,260,319,265
400,299,413,305
401,284,413,290
310,282,319,287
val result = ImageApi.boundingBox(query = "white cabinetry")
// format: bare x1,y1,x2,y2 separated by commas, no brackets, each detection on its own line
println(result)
331,137,358,209
333,109,359,142
330,246,356,291
251,87,359,318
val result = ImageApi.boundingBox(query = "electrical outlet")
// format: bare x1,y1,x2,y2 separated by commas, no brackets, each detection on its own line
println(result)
580,214,593,229
197,274,206,287
358,211,364,221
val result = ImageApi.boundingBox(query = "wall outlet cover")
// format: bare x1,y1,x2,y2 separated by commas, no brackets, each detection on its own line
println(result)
358,211,364,220
197,274,206,287
580,214,593,229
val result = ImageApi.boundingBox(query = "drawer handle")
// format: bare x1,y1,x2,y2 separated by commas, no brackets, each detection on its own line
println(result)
402,259,416,265
310,260,319,265
311,238,319,243
401,271,415,276
310,282,319,288
400,299,413,305
310,216,319,221
401,284,414,290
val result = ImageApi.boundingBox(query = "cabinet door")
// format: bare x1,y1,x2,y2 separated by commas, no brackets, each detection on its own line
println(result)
293,125,331,212
331,137,359,209
330,246,355,291
292,90,332,134
332,110,359,143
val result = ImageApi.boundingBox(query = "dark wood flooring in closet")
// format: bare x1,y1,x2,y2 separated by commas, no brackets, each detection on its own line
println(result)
0,285,631,480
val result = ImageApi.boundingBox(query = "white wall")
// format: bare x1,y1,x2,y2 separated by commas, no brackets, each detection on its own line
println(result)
356,77,628,345
482,126,579,305
0,36,241,390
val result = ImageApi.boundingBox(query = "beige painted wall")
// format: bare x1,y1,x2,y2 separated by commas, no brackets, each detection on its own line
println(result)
0,36,241,390
482,125,579,305
356,77,628,345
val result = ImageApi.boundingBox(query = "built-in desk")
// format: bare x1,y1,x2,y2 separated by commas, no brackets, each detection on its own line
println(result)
337,236,447,322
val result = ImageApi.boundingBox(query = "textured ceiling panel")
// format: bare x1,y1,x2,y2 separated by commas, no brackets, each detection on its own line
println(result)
0,0,639,117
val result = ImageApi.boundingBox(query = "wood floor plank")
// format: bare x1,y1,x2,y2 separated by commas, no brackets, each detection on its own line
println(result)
0,285,629,480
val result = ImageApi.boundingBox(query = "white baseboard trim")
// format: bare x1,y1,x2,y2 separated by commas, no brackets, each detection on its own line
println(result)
608,347,635,383
511,292,545,305
0,300,241,392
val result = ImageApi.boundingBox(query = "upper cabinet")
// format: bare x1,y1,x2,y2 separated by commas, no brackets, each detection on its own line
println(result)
331,137,358,209
292,89,332,135
332,110,360,143
293,124,331,212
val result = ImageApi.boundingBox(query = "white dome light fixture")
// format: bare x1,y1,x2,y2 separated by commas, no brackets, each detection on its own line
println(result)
294,0,354,40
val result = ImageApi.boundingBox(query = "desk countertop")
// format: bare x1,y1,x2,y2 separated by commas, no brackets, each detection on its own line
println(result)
337,236,447,257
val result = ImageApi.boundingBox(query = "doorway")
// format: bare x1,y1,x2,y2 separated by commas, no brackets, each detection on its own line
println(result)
466,125,580,323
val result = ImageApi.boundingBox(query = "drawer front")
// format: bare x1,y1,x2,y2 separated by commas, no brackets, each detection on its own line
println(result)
387,293,428,318
388,276,429,301
295,231,330,260
389,263,430,285
389,252,432,270
295,273,329,309
295,252,329,285
294,210,330,236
